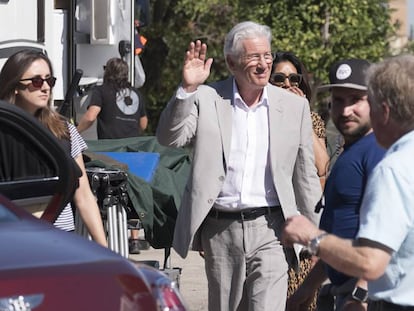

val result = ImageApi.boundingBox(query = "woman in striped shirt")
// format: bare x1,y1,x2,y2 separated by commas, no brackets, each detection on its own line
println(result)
0,49,107,247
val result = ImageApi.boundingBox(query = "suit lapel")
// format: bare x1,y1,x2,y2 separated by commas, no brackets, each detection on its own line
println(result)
268,86,284,172
213,78,233,166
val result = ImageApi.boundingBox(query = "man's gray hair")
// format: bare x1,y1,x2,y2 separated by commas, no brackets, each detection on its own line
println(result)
367,54,414,128
223,21,272,61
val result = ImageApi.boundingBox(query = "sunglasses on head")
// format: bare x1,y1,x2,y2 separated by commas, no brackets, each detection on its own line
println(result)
19,76,57,88
270,72,302,88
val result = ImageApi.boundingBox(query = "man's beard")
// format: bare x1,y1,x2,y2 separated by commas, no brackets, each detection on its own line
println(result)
338,123,372,143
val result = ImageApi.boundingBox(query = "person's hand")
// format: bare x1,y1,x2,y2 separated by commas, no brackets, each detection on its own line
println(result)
182,40,213,93
282,215,321,247
341,279,368,311
342,299,367,311
287,86,306,98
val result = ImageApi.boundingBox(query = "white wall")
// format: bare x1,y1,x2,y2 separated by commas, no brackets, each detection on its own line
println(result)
0,0,38,41
75,0,133,80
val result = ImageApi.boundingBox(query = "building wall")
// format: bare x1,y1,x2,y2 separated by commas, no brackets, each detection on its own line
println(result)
389,0,409,52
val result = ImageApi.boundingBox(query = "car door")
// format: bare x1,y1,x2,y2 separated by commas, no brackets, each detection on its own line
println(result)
0,100,80,222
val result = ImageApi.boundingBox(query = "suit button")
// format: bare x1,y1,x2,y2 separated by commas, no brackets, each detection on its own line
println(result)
208,199,213,204
219,176,225,181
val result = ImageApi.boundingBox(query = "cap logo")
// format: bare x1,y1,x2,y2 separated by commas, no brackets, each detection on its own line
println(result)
336,64,352,80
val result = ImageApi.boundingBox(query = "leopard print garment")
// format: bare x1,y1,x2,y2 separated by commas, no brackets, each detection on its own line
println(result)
287,258,318,311
311,111,326,139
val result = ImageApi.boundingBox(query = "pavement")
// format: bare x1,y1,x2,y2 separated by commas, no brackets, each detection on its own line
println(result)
129,245,208,311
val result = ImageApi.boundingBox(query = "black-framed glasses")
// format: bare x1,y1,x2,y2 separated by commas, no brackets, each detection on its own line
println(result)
270,72,302,88
19,76,57,88
242,52,273,65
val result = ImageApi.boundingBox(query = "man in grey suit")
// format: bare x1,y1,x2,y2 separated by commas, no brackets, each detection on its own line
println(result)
156,21,322,311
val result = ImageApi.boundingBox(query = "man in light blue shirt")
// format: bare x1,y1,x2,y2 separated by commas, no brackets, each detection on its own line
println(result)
357,130,414,307
282,54,414,310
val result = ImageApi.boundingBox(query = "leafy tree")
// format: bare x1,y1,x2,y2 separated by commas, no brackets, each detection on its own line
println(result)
139,0,396,132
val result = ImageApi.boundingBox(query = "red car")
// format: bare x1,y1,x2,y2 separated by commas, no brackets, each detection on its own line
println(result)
0,101,187,310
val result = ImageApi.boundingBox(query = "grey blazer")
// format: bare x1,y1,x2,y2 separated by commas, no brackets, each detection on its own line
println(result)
156,77,322,258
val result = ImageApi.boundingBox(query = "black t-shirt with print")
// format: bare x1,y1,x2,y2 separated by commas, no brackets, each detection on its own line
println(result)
88,84,147,139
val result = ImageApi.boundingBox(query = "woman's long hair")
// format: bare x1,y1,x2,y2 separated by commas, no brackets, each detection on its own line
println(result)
0,49,69,139
103,58,131,92
103,58,134,105
272,51,312,100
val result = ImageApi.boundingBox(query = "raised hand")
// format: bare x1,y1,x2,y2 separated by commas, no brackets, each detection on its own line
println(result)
288,86,306,98
182,40,213,93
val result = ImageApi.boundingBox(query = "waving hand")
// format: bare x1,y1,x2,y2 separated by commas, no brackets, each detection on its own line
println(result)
182,40,213,93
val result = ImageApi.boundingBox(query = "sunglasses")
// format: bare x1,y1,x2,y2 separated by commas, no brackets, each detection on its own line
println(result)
270,73,302,88
19,76,57,88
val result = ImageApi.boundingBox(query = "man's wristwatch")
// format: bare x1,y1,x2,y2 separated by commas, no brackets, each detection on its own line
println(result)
307,232,328,256
351,286,369,303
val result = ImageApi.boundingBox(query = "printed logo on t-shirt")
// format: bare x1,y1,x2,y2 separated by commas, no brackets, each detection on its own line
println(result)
116,89,139,115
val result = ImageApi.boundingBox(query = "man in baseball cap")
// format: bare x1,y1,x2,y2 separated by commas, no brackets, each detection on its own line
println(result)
318,58,370,91
286,59,385,311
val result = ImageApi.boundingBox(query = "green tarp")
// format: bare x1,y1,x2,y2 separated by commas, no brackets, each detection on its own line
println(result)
84,136,191,249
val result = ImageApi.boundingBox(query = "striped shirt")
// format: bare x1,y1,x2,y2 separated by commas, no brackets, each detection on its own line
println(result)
53,122,87,231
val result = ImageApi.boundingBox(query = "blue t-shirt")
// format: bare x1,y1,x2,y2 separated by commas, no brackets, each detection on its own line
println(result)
319,132,385,285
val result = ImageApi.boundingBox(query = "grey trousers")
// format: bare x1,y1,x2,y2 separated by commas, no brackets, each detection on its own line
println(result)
200,210,288,311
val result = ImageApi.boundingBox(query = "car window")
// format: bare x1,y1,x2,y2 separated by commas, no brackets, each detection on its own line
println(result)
0,128,57,182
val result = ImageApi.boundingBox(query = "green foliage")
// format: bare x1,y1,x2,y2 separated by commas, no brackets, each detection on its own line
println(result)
139,0,396,133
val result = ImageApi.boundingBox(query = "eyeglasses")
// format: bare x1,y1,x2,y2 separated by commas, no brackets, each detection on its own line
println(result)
242,52,273,65
19,76,57,88
270,73,302,88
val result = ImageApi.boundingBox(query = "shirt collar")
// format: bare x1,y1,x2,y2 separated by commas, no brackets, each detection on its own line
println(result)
386,129,414,155
232,78,269,109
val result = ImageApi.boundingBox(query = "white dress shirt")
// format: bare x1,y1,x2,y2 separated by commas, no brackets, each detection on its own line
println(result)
214,81,279,211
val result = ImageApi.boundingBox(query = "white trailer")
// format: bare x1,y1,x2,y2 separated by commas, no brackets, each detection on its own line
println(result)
0,0,145,128
0,0,59,95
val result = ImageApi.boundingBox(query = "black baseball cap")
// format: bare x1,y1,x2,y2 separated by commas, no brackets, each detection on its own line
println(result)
318,59,370,92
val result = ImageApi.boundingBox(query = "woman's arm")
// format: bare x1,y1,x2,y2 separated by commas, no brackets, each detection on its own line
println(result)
139,115,148,131
72,153,108,247
312,132,329,189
